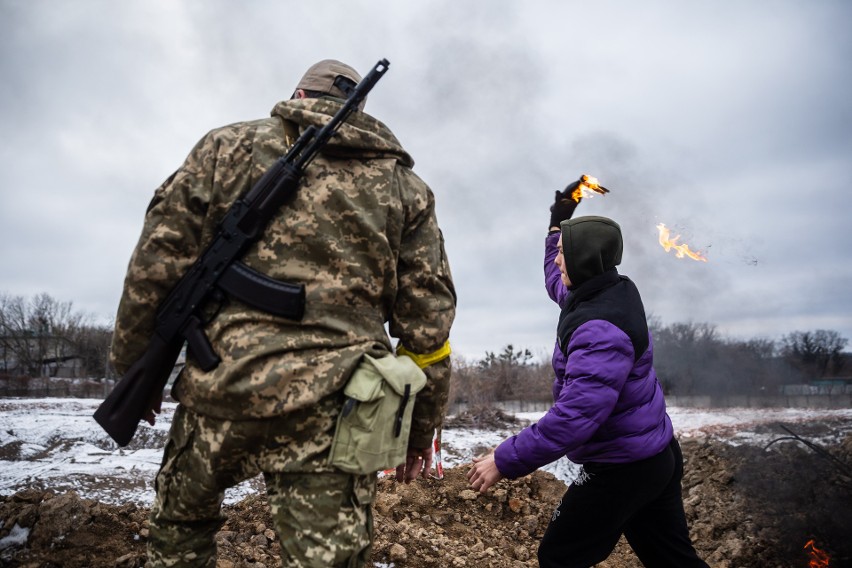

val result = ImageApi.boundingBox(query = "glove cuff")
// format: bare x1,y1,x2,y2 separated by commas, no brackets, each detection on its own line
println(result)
549,206,575,228
549,212,561,229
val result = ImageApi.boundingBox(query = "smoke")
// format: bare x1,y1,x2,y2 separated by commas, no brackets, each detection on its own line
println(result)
735,432,852,565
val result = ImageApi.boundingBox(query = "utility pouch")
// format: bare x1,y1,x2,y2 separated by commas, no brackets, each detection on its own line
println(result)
328,353,427,474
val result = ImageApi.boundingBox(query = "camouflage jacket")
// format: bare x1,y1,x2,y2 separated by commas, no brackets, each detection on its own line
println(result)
110,98,456,448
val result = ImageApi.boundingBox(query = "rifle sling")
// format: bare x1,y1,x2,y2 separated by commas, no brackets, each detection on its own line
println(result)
217,261,306,321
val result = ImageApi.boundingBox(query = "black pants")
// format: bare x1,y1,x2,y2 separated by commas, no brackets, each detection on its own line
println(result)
538,437,709,568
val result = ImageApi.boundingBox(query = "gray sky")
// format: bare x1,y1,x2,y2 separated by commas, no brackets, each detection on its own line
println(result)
2,0,851,361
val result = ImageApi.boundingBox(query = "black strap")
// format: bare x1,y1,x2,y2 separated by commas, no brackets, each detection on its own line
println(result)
394,384,412,437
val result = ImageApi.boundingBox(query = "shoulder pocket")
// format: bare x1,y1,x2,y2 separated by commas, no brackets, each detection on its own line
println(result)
328,353,427,474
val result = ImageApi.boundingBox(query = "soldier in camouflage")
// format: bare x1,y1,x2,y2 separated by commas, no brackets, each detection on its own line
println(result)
110,59,456,568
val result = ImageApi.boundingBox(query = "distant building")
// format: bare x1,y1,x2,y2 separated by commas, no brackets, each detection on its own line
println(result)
0,332,83,378
811,376,852,387
782,377,852,395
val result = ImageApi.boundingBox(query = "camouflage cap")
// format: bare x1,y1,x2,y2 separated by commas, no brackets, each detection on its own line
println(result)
296,59,363,100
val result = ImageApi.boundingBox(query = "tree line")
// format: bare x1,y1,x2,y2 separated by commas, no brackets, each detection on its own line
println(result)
1,292,849,402
650,320,847,396
450,322,849,406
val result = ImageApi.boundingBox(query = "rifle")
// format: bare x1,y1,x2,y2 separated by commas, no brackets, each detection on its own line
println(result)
94,58,391,446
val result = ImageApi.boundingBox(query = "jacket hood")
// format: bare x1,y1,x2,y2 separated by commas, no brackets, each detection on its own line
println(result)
560,216,623,287
271,98,414,167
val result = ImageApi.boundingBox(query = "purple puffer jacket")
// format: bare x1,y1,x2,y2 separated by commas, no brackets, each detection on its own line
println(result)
494,231,673,479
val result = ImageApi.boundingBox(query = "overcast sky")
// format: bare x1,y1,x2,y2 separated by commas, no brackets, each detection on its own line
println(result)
2,0,851,361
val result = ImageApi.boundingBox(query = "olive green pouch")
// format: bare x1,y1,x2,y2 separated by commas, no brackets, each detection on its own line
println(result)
328,353,427,474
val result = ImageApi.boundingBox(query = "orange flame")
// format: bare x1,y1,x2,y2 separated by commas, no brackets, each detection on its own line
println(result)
571,174,609,202
804,540,830,568
656,223,708,262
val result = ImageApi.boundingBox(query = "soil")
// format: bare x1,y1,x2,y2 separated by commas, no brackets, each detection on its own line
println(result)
2,436,851,568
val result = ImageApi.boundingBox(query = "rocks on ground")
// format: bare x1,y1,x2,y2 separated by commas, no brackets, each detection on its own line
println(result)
2,437,850,567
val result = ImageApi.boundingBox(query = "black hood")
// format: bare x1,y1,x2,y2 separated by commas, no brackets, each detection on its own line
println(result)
559,216,623,287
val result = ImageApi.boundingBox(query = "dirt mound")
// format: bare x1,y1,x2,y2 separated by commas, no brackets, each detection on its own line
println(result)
2,438,850,567
372,466,564,567
444,406,527,430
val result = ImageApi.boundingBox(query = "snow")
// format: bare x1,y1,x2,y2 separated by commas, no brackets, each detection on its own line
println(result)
1,398,851,508
0,523,30,551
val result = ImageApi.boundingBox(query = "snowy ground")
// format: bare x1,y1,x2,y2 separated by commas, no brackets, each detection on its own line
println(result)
1,398,850,508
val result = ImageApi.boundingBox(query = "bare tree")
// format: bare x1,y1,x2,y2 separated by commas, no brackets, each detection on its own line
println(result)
653,321,722,395
448,356,499,408
0,293,39,376
448,345,553,409
780,330,848,378
722,337,787,394
0,291,110,378
32,292,87,376
480,344,536,400
72,323,115,379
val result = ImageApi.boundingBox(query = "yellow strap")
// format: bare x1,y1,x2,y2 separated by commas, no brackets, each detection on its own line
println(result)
397,340,452,369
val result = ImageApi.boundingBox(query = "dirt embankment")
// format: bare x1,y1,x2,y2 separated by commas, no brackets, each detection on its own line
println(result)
2,436,851,567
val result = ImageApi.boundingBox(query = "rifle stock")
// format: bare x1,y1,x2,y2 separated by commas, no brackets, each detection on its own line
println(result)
94,332,183,446
95,59,390,446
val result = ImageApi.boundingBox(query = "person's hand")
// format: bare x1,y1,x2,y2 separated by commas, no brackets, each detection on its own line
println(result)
466,452,504,493
549,175,610,230
395,446,434,484
549,180,583,229
143,392,163,426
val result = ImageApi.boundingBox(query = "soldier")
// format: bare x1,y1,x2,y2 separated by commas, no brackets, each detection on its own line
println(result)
110,59,456,567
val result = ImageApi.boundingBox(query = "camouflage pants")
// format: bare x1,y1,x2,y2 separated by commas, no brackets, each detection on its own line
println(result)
146,401,376,568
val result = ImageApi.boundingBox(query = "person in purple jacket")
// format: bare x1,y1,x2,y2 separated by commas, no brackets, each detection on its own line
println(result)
467,179,708,568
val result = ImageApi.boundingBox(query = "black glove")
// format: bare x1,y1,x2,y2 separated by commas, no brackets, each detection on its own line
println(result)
549,180,583,228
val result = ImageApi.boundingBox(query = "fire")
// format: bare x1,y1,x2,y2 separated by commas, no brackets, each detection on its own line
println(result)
804,539,830,568
571,174,610,202
656,223,708,262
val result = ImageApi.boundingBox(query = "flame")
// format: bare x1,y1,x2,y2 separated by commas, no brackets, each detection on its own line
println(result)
656,223,708,262
571,174,608,202
804,539,830,568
